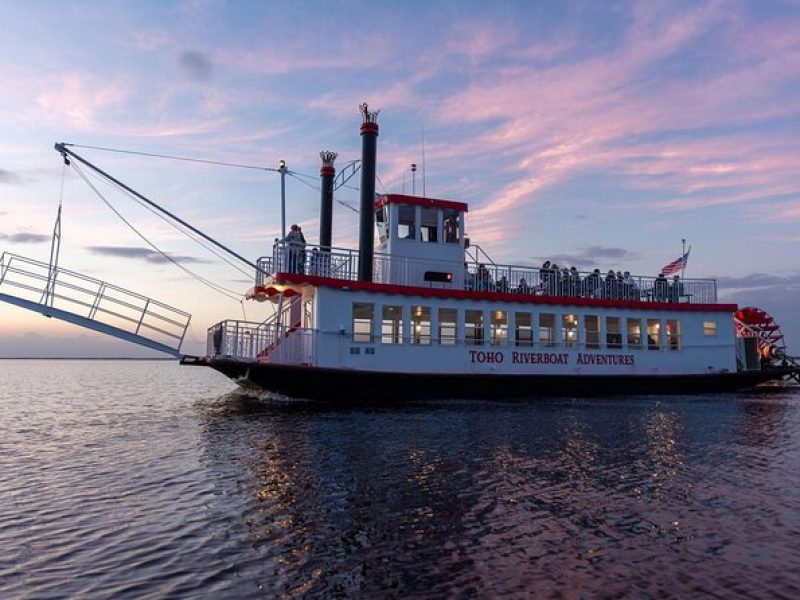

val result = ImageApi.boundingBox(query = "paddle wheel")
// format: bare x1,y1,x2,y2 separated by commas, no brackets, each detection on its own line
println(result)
735,307,799,383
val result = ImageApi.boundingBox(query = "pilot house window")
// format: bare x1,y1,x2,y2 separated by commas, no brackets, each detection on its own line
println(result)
398,204,416,240
421,207,438,243
443,209,459,243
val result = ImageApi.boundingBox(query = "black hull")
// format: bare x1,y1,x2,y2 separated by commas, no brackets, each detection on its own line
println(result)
192,357,796,401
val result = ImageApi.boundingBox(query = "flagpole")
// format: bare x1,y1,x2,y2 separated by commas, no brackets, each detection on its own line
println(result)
681,238,686,279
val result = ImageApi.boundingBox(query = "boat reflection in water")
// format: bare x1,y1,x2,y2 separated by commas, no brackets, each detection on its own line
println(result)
196,390,799,597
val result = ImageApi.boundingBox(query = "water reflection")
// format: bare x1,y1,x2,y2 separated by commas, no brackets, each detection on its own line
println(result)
194,392,800,597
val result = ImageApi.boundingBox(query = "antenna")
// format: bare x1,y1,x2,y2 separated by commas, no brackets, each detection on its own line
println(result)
411,163,417,195
421,124,426,198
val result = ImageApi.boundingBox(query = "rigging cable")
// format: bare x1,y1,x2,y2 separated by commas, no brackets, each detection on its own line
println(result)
71,162,244,301
81,167,256,280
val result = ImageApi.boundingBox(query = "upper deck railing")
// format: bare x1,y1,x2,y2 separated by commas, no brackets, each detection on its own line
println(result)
257,242,718,304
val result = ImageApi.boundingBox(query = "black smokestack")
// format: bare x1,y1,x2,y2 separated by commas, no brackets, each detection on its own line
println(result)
319,151,337,251
358,103,379,282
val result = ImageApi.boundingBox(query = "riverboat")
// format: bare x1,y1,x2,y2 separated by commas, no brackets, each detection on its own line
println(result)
188,105,799,400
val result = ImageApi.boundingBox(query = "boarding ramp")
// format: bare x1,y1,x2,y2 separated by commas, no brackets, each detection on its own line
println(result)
0,252,191,356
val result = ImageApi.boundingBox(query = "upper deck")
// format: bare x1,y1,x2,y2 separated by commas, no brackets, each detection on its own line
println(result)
256,241,719,307
255,192,720,308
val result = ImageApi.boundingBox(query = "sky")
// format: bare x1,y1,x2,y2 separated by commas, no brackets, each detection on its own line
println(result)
1,0,799,357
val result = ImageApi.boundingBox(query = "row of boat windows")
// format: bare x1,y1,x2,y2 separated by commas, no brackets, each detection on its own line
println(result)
352,303,719,349
376,204,461,244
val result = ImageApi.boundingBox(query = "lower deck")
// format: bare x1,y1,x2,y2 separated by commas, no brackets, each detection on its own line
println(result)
209,280,746,378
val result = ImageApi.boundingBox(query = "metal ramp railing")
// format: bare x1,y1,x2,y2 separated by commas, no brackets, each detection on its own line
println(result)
0,252,191,356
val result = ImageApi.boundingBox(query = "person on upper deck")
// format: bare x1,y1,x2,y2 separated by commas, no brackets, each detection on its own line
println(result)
669,275,684,303
654,272,669,301
586,269,602,298
518,277,531,295
285,224,306,274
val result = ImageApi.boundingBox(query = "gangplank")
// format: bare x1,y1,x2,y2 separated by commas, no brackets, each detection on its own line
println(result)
0,252,191,356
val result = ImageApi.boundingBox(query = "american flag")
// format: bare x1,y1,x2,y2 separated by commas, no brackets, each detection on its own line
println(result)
661,248,690,276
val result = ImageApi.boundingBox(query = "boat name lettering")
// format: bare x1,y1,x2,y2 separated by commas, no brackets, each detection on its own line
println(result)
467,351,636,367
576,353,635,366
510,351,569,365
469,350,504,364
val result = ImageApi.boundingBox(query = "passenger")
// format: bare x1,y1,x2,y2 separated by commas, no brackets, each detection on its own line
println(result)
518,277,531,295
616,271,624,300
285,224,306,274
476,263,491,292
670,275,684,303
496,275,509,293
550,262,561,295
654,272,669,301
623,271,637,300
568,266,580,297
586,268,602,298
604,269,616,299
540,261,551,295
560,267,570,296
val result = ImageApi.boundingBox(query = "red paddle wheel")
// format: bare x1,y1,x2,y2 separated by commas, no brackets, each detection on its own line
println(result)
734,307,786,355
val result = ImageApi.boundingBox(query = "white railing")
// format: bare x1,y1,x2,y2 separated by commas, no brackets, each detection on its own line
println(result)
0,252,191,352
207,319,314,365
256,242,718,304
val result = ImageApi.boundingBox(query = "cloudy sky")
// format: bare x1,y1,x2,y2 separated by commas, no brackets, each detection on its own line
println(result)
1,0,799,357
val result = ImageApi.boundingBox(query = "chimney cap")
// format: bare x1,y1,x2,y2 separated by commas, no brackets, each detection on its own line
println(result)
359,102,380,124
320,150,338,167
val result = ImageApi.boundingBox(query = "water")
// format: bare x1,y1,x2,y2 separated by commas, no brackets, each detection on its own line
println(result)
1,360,799,598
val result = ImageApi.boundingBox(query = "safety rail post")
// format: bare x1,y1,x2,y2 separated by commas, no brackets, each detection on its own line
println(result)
0,253,9,285
176,316,191,352
88,282,107,320
134,299,150,335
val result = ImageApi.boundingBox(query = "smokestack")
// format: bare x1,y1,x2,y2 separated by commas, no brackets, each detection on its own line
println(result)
358,103,379,282
319,151,337,251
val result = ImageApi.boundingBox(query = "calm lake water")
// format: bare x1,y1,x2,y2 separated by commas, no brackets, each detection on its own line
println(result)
1,360,799,598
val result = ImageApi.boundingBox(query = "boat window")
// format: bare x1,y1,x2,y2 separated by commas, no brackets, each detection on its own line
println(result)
515,312,533,347
398,204,416,240
606,316,622,349
382,305,403,344
491,310,508,346
584,315,600,349
703,321,717,336
562,314,579,348
352,302,374,343
443,209,460,243
421,207,438,243
439,308,457,345
647,319,661,350
666,319,681,351
465,309,484,346
627,318,642,348
376,205,389,245
539,313,556,346
412,306,431,345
